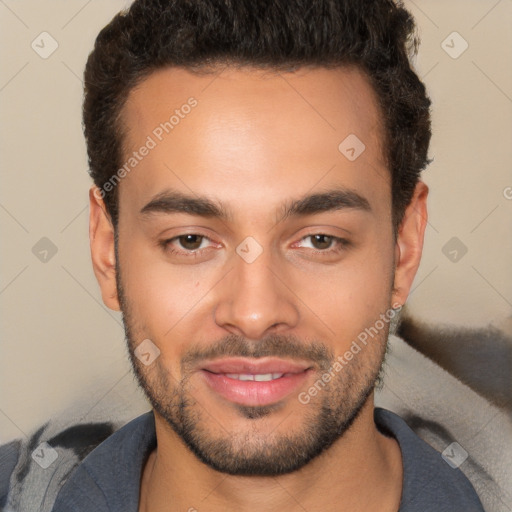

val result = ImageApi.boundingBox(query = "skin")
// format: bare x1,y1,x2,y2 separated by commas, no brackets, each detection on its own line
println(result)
89,66,428,511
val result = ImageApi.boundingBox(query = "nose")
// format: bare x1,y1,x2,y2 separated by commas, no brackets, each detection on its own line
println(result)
214,244,300,340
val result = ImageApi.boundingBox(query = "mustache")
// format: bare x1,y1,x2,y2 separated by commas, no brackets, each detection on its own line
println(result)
180,333,334,372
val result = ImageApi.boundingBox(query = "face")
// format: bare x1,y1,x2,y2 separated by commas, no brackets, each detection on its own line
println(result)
90,66,427,476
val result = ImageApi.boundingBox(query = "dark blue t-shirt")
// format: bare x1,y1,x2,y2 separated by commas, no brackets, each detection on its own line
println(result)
52,408,484,511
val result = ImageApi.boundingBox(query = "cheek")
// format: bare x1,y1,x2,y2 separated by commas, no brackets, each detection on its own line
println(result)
117,236,222,344
300,239,394,347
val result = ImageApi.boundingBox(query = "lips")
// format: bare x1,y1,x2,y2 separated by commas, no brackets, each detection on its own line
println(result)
200,357,313,407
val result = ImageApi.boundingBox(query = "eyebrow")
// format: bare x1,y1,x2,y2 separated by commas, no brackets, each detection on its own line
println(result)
277,189,371,223
141,190,227,219
140,188,371,222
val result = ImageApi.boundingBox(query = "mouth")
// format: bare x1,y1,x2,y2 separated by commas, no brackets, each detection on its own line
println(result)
199,357,313,407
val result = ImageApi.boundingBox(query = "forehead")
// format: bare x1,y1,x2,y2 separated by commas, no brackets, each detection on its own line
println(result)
119,65,388,217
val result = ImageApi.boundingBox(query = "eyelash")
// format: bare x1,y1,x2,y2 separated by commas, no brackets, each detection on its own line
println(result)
160,234,214,258
160,234,350,257
294,234,350,254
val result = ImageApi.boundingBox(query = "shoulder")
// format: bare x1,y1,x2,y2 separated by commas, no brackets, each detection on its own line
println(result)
375,408,484,512
1,419,115,512
52,412,156,512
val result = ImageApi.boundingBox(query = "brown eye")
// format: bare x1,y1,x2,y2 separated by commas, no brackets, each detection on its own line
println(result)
294,234,349,256
160,233,218,260
178,234,204,250
310,234,334,250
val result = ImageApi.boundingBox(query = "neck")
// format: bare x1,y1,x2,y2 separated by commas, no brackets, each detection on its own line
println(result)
139,397,402,512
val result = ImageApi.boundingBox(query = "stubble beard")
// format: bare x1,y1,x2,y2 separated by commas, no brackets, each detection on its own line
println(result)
116,270,389,476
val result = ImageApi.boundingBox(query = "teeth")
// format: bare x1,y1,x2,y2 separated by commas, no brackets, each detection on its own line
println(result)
225,373,284,381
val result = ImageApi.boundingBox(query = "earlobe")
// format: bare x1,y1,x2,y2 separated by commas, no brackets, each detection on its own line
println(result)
391,181,429,307
89,187,121,311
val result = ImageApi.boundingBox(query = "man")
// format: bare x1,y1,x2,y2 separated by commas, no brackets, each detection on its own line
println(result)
52,0,484,510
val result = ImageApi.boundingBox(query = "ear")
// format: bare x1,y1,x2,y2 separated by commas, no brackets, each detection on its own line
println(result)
89,187,120,311
391,181,429,307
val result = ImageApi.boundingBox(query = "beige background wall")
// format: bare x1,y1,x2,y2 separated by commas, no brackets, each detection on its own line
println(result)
1,0,511,443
